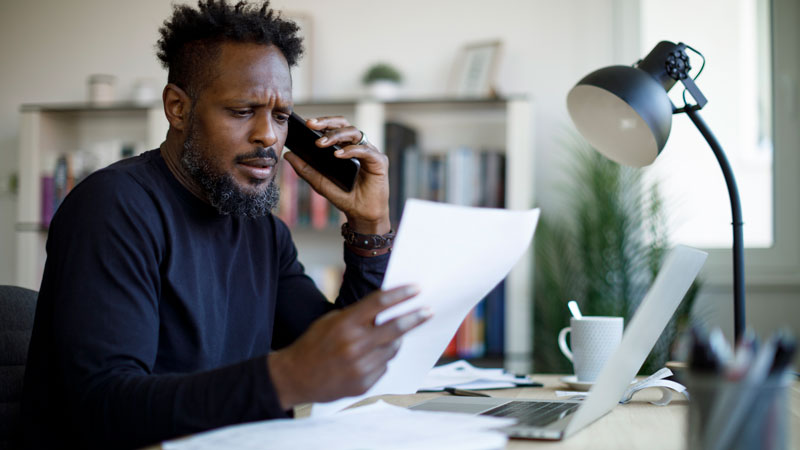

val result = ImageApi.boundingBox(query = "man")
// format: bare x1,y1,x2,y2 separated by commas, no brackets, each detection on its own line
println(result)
21,1,429,448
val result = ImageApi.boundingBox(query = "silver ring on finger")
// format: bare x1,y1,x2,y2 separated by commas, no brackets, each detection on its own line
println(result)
356,131,369,146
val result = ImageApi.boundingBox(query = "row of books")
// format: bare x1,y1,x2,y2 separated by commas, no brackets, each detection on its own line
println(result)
274,159,343,229
384,122,508,359
40,143,141,227
275,122,507,234
384,122,506,227
41,155,75,228
442,281,506,359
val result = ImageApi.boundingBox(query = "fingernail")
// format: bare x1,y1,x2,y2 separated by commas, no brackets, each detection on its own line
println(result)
334,149,344,156
319,137,328,144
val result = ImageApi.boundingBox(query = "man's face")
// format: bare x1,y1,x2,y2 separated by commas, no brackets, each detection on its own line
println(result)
180,42,292,216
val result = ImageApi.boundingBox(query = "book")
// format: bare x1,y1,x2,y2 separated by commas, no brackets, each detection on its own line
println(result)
384,122,417,226
309,189,329,230
277,159,298,227
40,176,54,228
484,280,506,356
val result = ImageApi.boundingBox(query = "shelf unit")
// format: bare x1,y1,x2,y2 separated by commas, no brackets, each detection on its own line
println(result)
15,102,167,292
16,96,535,372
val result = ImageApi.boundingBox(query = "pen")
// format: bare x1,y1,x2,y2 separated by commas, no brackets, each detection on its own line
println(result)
443,387,492,397
513,381,544,388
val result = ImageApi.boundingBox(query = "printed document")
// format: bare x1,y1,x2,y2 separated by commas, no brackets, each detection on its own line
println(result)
312,199,540,416
164,400,514,450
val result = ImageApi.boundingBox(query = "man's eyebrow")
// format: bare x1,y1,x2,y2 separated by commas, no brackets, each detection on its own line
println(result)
275,104,292,113
226,100,292,112
226,99,262,106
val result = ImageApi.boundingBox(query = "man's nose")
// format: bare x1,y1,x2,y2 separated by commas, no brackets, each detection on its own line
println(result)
250,111,278,147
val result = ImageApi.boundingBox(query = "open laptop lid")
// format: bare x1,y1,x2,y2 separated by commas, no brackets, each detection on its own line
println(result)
563,245,707,437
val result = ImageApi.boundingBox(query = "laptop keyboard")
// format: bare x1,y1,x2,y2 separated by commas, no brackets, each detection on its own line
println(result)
480,401,580,427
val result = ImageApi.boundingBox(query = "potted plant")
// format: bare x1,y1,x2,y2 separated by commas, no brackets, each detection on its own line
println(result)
532,133,701,375
362,62,403,100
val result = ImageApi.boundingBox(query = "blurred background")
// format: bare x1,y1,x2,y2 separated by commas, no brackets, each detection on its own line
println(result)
0,0,797,371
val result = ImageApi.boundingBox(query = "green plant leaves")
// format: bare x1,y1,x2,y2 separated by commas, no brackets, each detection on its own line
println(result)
533,134,700,375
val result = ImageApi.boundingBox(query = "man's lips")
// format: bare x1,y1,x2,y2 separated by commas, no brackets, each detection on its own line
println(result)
237,157,277,179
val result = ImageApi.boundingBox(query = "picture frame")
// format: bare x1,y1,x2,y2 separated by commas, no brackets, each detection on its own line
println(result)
284,12,313,102
452,40,503,98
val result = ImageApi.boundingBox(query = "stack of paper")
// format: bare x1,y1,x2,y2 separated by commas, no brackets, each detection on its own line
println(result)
164,401,515,450
419,360,536,391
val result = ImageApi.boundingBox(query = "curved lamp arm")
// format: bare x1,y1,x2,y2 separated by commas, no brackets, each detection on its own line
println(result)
684,107,745,342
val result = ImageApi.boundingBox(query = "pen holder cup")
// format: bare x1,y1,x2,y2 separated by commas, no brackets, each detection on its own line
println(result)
686,372,791,450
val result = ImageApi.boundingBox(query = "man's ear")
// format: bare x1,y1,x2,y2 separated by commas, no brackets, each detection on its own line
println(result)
163,83,192,132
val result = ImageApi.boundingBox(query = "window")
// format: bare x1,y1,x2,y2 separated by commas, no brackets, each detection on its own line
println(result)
640,0,773,249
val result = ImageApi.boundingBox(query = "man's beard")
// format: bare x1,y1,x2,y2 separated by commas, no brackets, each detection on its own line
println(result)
180,121,280,218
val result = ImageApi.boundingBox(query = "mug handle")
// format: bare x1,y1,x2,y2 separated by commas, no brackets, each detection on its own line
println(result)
558,327,573,361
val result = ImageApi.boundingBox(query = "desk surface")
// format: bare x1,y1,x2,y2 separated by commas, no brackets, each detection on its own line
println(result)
294,374,800,450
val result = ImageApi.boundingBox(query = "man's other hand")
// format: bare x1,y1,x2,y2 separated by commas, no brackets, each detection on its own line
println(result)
283,116,391,235
267,285,430,409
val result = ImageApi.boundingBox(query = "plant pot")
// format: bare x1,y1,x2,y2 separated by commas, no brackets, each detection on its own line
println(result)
367,80,400,100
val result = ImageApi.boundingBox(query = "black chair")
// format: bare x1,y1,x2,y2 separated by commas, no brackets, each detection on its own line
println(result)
0,286,37,450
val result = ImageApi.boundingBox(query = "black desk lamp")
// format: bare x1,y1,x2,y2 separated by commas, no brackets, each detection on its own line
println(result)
565,40,745,342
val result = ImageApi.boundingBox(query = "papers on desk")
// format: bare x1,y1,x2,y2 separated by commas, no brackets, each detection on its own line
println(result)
555,368,689,406
163,400,515,450
418,359,537,391
313,200,540,416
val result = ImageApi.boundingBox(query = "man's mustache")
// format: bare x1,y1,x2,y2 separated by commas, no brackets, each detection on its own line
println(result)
235,147,278,163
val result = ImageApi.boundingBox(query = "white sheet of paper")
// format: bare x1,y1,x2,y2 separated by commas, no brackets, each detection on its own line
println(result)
312,199,540,416
418,359,528,391
164,400,515,450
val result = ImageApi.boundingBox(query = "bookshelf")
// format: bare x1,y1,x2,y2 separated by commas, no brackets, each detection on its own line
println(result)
291,97,535,372
15,96,535,372
15,102,168,291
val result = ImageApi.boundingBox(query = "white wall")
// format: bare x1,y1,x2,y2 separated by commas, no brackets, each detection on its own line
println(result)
0,0,619,280
1,0,797,361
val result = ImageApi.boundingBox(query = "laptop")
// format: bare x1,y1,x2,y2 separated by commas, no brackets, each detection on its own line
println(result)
410,245,707,440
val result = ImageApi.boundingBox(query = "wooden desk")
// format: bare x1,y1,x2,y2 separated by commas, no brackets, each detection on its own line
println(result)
294,374,800,450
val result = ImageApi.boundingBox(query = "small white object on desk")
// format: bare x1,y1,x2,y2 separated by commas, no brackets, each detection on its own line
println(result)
418,359,536,391
567,300,583,319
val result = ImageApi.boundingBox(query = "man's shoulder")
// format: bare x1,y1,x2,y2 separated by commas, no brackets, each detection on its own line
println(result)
70,149,172,200
86,149,162,189
52,150,168,224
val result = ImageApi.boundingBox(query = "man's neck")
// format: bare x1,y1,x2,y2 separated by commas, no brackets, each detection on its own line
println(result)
160,133,209,203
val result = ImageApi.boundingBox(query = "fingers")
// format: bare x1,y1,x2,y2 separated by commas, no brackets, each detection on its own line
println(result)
372,307,432,345
306,116,351,131
349,285,421,322
305,116,371,149
357,340,401,378
334,145,388,175
319,126,363,148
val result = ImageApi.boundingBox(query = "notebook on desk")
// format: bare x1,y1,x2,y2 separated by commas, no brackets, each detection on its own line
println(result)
410,245,707,440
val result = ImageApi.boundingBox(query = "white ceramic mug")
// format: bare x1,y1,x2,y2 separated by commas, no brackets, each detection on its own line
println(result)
558,316,623,382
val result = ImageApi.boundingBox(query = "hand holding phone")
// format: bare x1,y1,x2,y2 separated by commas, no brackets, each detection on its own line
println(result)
284,112,360,192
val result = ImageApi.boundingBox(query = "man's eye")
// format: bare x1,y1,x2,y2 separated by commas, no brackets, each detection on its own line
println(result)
275,114,289,123
231,109,252,117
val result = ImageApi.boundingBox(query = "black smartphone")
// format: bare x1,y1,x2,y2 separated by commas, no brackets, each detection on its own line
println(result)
285,112,360,192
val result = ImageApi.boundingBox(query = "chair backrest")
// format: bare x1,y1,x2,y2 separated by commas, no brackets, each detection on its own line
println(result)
0,285,38,450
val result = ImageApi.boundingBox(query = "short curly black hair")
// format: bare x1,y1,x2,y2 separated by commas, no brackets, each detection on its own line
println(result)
156,0,304,99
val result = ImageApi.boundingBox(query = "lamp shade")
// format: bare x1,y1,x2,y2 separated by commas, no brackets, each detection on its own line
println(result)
566,65,673,168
